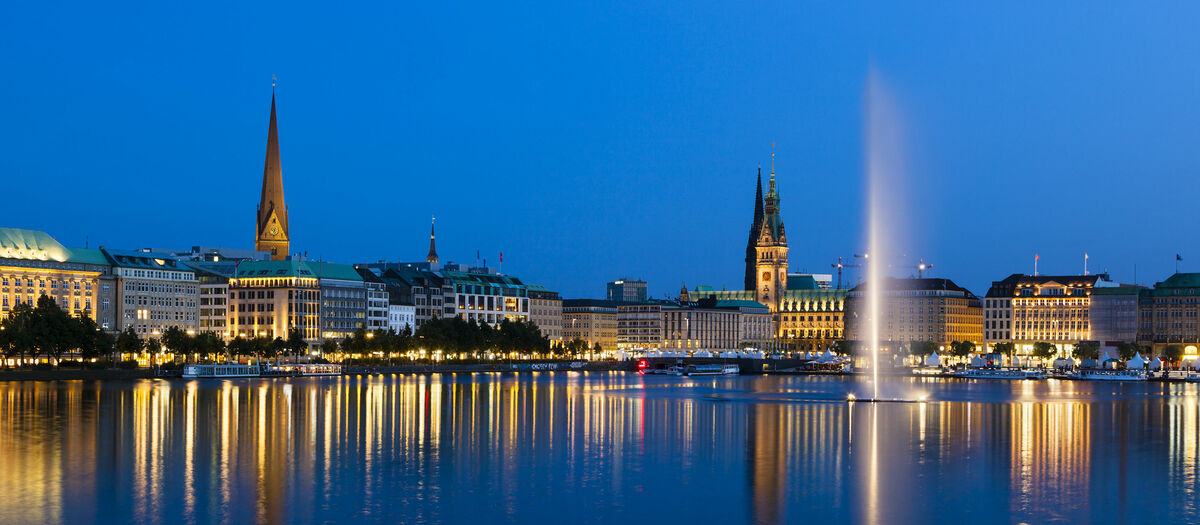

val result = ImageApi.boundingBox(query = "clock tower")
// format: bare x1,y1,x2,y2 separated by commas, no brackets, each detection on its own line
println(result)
755,150,788,331
256,90,290,261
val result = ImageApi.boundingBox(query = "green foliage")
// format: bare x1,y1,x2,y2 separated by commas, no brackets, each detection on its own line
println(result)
1073,341,1100,361
1031,342,1057,360
949,341,975,357
993,342,1015,356
413,317,550,355
909,341,937,357
1162,344,1184,364
832,340,855,356
1117,342,1143,361
0,294,120,367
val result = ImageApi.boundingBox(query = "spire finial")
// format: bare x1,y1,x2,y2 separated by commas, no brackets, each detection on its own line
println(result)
272,74,277,88
770,142,776,180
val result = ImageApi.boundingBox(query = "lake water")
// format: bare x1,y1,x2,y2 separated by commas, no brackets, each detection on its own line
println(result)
0,372,1197,524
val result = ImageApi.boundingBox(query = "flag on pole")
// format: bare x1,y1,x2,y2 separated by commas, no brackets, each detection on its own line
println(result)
500,251,504,263
1178,254,1183,261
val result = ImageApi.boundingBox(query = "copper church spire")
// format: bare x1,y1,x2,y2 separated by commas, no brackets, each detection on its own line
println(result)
255,87,290,260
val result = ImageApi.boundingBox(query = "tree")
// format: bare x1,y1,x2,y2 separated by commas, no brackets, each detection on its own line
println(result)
1117,342,1143,361
1,302,38,365
1073,341,1100,361
593,342,603,355
92,329,116,362
33,295,75,364
116,326,144,360
1031,342,1057,360
565,338,588,355
320,339,338,356
287,329,308,362
832,340,855,356
993,342,1015,356
1162,345,1184,364
950,341,975,358
161,326,191,360
909,341,937,358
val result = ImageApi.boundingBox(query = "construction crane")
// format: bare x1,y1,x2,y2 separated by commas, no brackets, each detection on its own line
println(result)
831,255,864,290
893,257,933,278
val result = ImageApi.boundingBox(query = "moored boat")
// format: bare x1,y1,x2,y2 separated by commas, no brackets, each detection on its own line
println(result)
182,363,262,378
952,367,1046,380
1071,369,1148,381
675,364,740,376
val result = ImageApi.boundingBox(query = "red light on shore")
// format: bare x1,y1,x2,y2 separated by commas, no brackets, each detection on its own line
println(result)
637,359,647,370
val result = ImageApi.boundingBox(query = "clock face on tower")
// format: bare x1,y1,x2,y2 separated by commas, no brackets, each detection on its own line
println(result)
270,226,279,236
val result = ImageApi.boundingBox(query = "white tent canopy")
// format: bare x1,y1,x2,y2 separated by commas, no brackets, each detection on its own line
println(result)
924,352,941,367
1127,353,1146,369
1150,357,1163,371
971,355,986,367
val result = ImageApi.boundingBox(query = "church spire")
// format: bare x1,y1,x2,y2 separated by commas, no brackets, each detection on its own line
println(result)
744,165,764,291
255,86,290,261
426,216,439,264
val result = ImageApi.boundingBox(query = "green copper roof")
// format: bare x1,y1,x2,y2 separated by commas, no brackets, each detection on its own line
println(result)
306,261,363,281
1091,285,1144,296
0,227,69,261
65,248,110,265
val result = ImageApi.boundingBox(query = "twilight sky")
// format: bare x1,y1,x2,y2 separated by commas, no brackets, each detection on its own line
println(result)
3,2,1199,299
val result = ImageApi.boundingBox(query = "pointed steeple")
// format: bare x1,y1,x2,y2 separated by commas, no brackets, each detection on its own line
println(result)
256,86,290,260
426,217,439,264
744,166,765,291
761,144,784,244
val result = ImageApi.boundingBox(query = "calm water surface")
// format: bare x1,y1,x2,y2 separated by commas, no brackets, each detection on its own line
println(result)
0,373,1197,524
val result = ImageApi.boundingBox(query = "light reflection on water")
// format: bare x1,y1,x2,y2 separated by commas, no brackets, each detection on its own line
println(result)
0,374,1197,524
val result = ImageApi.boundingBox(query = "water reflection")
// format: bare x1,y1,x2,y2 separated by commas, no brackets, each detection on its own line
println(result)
0,375,1198,523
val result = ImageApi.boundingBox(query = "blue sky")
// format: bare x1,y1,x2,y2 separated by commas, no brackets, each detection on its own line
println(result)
3,2,1198,298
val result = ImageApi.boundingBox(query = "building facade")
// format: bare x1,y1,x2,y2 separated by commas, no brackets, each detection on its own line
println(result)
983,274,1101,354
689,280,846,352
309,262,367,340
387,303,416,333
228,260,321,343
442,265,530,326
563,299,620,351
1137,273,1200,359
846,278,983,350
0,228,115,330
527,284,562,346
607,279,647,303
1089,285,1142,345
190,262,235,337
754,160,789,322
107,249,198,336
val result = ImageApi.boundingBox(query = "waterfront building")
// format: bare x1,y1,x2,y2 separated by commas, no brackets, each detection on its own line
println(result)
527,284,563,346
189,261,236,337
228,260,320,343
688,279,846,352
387,302,416,333
356,268,389,332
563,299,620,350
0,227,115,330
1137,273,1200,359
607,279,647,302
660,302,740,351
1089,285,1143,345
254,91,290,261
846,277,982,351
723,300,774,348
617,302,664,349
983,274,1102,355
106,249,198,336
440,263,530,326
309,262,367,340
362,263,450,327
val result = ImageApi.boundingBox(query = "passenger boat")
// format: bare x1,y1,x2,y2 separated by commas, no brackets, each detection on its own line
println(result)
268,363,343,376
182,363,262,378
952,367,1046,380
673,364,740,376
1072,369,1148,381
